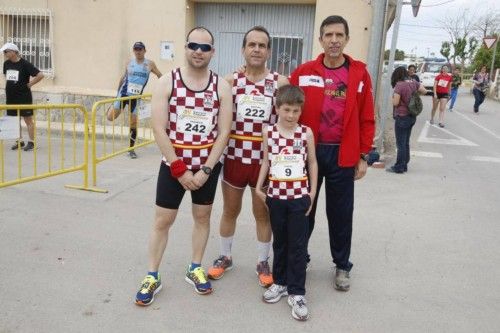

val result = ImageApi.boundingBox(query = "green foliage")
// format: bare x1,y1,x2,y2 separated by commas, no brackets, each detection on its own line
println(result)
440,42,451,62
473,41,500,72
441,36,480,68
384,49,405,61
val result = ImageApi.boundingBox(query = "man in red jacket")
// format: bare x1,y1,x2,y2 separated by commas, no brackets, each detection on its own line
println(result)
290,15,375,291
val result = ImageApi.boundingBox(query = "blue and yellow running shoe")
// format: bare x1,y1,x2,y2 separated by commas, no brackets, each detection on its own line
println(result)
135,274,162,306
185,265,213,295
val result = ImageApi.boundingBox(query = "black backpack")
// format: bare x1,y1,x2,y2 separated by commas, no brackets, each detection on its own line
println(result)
408,90,423,116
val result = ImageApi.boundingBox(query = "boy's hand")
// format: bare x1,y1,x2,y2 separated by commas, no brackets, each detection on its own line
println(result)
305,191,316,216
256,189,267,203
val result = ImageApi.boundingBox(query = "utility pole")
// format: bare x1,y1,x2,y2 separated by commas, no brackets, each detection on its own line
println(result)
367,0,389,98
376,0,403,150
491,40,498,81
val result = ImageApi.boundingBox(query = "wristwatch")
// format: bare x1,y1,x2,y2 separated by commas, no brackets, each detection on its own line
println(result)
201,165,212,175
360,153,368,162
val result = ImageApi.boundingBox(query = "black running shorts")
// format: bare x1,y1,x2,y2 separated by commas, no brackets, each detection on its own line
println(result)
155,162,222,209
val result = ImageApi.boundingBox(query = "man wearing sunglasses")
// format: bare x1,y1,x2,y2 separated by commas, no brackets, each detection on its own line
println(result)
107,41,162,159
1,42,44,152
134,27,232,305
207,26,289,288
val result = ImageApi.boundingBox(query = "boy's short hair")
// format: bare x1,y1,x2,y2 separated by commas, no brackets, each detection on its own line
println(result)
276,85,305,108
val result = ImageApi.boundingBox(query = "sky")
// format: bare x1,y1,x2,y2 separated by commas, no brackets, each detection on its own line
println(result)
385,0,500,59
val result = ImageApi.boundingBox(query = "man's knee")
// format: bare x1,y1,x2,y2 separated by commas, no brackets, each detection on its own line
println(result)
154,207,176,231
193,205,212,224
23,116,34,125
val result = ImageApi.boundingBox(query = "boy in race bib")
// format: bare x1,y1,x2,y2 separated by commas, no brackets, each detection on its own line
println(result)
106,41,162,158
256,85,317,321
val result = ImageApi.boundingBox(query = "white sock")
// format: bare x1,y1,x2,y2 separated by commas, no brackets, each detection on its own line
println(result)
220,236,233,257
257,241,272,262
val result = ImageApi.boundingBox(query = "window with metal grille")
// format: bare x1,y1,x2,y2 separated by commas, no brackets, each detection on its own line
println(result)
269,36,303,77
0,8,54,77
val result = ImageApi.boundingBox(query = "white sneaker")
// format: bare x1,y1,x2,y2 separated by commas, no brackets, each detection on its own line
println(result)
263,284,287,303
288,295,309,321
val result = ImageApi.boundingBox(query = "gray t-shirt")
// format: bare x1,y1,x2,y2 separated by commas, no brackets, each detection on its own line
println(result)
393,80,420,117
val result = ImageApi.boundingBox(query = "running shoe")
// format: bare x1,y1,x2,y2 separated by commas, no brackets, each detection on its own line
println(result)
135,274,162,306
256,259,273,287
263,283,288,303
128,150,137,159
207,255,233,280
23,141,34,151
185,265,212,295
288,295,309,321
11,140,25,150
334,268,350,291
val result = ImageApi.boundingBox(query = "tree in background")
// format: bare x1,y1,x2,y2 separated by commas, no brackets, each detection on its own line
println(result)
440,9,478,68
440,42,451,63
456,37,479,70
473,11,500,38
384,49,405,61
473,35,500,73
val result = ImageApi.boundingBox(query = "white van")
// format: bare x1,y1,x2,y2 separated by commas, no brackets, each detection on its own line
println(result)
417,61,451,90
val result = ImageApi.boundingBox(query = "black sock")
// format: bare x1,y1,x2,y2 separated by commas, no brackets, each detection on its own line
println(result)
130,128,137,148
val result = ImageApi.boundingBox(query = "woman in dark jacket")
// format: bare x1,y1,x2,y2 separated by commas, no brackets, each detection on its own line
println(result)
387,67,427,174
472,65,490,113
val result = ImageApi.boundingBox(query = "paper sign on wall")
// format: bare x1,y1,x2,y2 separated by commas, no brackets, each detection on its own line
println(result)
137,101,152,120
160,41,174,60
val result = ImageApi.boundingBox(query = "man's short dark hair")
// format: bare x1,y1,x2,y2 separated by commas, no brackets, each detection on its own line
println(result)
276,85,305,107
408,64,416,70
320,15,349,38
242,26,271,48
186,26,215,45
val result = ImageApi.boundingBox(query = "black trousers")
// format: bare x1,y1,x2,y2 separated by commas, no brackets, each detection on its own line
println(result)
307,144,355,271
267,196,310,295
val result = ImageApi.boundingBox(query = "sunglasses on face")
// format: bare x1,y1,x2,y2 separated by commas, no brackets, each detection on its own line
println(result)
187,42,212,52
133,47,144,51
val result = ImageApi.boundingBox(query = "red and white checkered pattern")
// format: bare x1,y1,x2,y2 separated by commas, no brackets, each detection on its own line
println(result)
266,124,309,200
164,68,219,170
224,71,279,165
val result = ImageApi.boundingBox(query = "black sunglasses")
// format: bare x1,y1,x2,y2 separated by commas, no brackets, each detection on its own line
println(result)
187,42,212,52
133,47,144,51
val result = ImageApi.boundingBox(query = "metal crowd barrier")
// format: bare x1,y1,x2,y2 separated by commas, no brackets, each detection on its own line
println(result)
90,94,154,192
0,104,91,190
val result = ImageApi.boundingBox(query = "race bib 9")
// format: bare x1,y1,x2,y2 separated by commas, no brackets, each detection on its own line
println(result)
270,154,304,179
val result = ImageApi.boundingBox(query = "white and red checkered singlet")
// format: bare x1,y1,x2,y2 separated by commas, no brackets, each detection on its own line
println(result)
266,124,309,200
165,68,219,170
224,71,279,165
